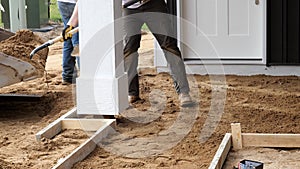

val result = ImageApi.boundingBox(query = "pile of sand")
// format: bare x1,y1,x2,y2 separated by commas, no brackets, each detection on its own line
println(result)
0,29,49,77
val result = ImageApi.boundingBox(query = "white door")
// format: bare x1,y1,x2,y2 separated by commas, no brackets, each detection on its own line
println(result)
181,0,265,60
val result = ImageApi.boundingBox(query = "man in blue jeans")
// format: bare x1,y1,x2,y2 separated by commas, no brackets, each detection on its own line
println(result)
57,0,79,84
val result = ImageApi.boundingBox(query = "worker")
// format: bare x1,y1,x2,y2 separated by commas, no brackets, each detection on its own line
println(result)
62,0,193,107
57,0,79,85
123,0,193,107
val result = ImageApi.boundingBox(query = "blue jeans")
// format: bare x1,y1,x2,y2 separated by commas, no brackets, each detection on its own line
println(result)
58,1,79,82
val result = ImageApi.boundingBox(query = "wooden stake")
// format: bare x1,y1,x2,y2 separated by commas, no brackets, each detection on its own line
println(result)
231,123,243,150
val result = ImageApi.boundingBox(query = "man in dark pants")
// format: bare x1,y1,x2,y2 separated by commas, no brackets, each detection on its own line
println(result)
123,0,193,107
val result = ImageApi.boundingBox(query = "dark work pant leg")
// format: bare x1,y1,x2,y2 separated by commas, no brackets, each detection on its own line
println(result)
123,9,144,96
144,8,190,94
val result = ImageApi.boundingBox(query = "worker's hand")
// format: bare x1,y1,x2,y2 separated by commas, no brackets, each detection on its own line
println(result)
62,25,73,41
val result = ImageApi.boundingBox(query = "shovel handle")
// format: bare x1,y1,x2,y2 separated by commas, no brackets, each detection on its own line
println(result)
30,27,79,59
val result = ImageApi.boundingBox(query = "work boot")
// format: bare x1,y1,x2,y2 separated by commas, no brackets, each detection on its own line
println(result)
179,93,193,107
128,95,141,104
62,80,72,85
62,79,75,85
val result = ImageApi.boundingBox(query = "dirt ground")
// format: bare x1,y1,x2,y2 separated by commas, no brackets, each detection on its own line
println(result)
0,27,300,169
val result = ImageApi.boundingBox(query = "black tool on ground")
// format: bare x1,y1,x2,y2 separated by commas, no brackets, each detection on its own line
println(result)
122,0,141,8
0,94,42,102
29,27,79,59
238,160,263,169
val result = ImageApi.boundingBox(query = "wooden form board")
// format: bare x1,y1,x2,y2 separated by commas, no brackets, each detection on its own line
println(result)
209,123,300,169
62,119,107,131
35,107,116,169
208,133,232,169
36,107,77,141
52,120,115,169
242,133,300,148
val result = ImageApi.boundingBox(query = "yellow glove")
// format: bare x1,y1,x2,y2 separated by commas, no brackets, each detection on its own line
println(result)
62,25,73,41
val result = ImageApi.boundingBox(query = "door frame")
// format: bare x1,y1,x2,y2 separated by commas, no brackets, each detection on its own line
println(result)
267,0,300,66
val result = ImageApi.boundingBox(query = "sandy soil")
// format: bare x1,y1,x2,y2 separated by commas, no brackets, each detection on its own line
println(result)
0,27,300,169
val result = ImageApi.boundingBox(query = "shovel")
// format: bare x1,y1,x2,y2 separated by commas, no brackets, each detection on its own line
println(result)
30,27,79,59
122,0,142,8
